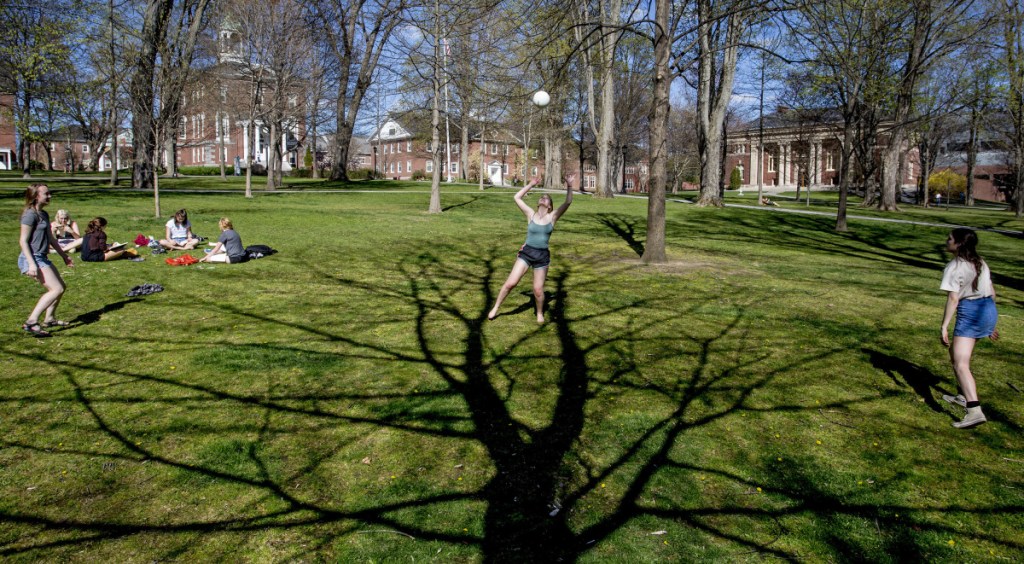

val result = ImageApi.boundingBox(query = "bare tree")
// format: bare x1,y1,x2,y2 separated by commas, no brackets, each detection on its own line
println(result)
307,0,407,183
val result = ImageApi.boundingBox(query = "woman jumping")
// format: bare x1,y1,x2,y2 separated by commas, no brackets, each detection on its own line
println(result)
939,228,999,429
488,175,573,323
18,184,74,337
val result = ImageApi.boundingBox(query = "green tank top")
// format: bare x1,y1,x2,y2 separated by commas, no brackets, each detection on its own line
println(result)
524,220,554,249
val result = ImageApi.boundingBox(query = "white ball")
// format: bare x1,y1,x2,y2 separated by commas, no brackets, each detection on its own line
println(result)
532,90,550,107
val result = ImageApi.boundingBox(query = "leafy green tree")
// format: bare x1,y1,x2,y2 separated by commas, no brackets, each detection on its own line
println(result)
0,1,75,177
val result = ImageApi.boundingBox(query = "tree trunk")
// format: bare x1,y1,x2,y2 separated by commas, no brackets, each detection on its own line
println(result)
130,0,173,190
641,0,670,264
965,112,977,205
695,2,740,207
429,5,442,214
266,120,279,190
835,120,857,232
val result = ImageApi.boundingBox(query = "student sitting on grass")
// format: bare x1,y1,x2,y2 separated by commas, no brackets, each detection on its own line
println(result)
50,209,82,253
199,217,247,264
159,208,200,250
80,217,127,262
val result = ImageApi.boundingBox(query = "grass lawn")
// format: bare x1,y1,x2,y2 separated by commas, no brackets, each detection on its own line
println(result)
1,177,1022,561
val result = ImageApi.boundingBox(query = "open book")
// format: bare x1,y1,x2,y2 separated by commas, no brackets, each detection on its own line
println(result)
108,242,126,251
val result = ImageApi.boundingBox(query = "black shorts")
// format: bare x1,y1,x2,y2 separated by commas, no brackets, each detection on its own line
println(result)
517,244,550,269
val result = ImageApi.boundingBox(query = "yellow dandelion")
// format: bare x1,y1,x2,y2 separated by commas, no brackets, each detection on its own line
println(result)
947,540,955,547
816,440,822,445
390,475,396,479
777,457,782,462
775,434,780,438
601,483,606,488
457,477,462,481
170,366,176,370
857,481,863,485
756,487,762,492
873,442,878,446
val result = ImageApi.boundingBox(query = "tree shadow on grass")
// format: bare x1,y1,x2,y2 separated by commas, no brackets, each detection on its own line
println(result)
595,213,645,256
0,246,1022,560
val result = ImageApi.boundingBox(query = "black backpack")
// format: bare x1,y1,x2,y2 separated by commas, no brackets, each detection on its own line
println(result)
244,244,277,259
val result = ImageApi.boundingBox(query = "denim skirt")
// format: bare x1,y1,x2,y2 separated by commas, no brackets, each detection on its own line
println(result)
18,253,54,274
954,296,998,338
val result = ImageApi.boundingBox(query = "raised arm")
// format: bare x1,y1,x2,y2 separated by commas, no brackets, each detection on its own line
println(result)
513,176,542,218
552,175,574,221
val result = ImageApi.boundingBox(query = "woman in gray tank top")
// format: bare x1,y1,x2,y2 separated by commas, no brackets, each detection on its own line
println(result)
488,175,574,323
18,184,74,337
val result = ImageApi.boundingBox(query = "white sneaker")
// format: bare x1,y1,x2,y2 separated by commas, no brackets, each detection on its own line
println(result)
942,394,967,407
952,409,987,429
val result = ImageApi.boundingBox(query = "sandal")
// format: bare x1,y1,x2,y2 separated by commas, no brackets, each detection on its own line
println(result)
22,323,52,338
42,320,69,328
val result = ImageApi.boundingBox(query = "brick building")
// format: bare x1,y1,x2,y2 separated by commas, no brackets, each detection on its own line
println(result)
0,93,15,170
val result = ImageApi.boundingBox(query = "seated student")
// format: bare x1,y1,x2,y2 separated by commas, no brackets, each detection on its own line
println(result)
159,208,200,250
80,217,127,262
199,217,247,264
50,209,83,253
761,196,779,207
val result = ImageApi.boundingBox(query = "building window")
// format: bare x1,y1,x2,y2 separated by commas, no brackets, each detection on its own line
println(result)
767,152,776,173
181,118,187,139
502,164,508,174
450,162,458,173
389,162,394,173
81,144,89,154
825,150,834,171
406,160,411,172
503,144,509,155
625,178,634,190
388,127,395,136
426,161,433,173
407,141,412,152
453,144,459,153
587,176,596,189
397,162,402,173
491,144,498,155
397,142,402,153
532,166,538,176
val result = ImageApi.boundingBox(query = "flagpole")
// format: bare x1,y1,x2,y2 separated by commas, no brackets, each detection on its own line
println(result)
443,37,452,183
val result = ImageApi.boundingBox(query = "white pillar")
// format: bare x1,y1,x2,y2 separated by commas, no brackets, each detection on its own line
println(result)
243,124,250,164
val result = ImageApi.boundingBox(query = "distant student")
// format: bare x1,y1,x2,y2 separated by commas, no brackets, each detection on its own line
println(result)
939,228,999,429
159,208,200,250
199,217,247,264
80,217,127,262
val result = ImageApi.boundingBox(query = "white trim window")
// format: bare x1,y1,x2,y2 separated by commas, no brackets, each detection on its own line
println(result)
81,144,89,154
825,150,834,171
407,160,411,173
502,164,509,174
406,141,412,152
450,162,458,173
397,161,402,173
426,160,433,173
767,152,776,173
503,144,509,155
491,144,498,155
181,118,187,139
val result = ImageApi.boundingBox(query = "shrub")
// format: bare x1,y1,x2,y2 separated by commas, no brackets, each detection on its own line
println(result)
729,167,742,190
289,168,312,178
177,166,223,176
304,147,313,170
411,169,426,180
347,168,373,180
928,169,967,198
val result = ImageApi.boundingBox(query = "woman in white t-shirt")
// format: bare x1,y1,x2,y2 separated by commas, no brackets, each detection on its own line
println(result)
159,208,199,250
939,228,998,429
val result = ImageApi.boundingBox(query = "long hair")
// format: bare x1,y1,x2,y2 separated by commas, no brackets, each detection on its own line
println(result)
86,217,108,234
23,183,48,211
174,209,188,227
219,217,233,230
950,228,984,291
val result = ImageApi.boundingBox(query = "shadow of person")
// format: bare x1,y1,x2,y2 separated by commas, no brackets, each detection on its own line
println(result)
70,298,143,327
863,348,949,414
